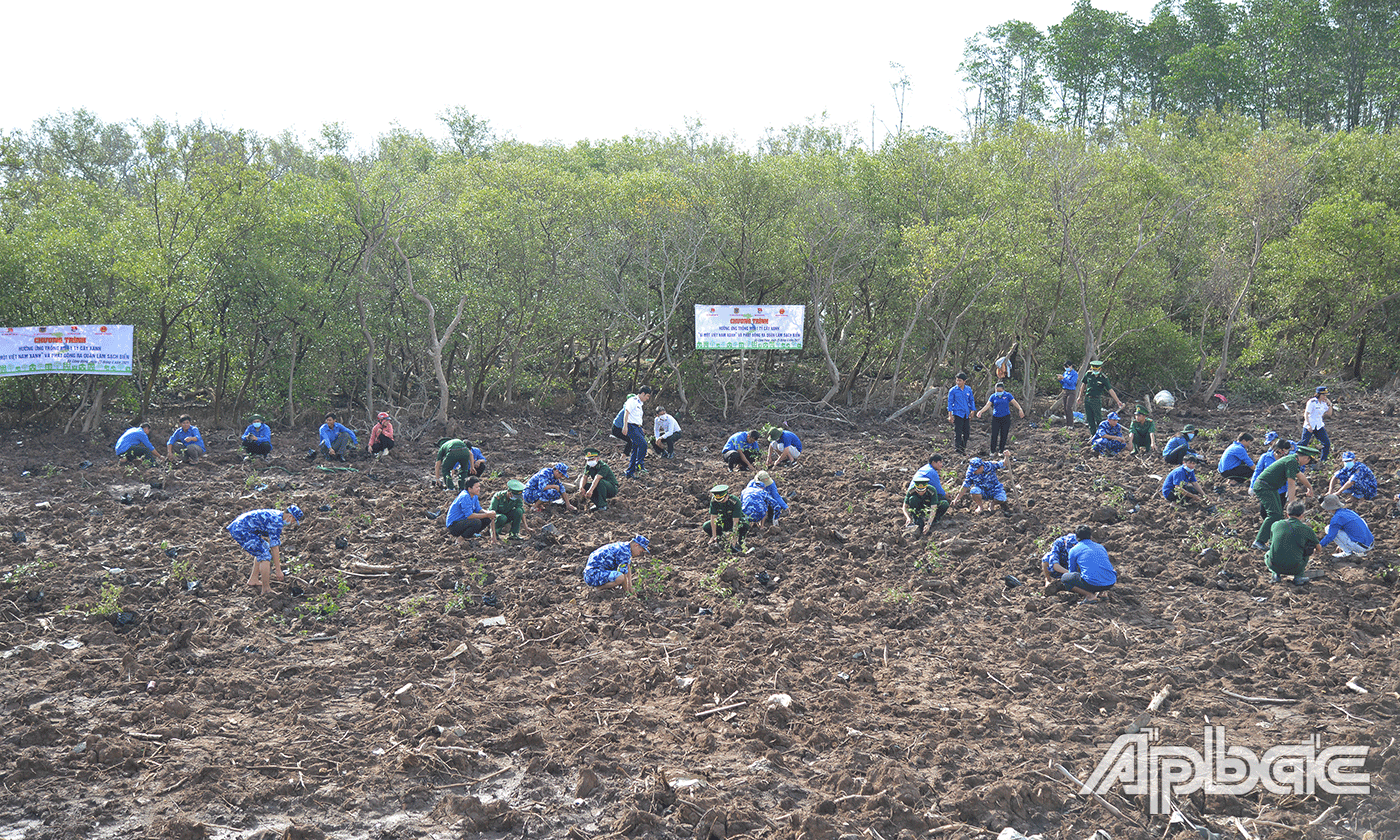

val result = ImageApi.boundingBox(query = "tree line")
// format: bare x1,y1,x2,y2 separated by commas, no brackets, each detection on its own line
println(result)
1,105,1398,434
961,0,1400,133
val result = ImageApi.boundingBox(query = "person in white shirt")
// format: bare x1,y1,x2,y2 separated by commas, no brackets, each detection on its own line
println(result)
622,386,651,478
651,407,682,459
1301,385,1333,461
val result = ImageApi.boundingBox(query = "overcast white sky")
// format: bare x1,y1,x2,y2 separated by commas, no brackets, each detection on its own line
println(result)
5,0,1158,152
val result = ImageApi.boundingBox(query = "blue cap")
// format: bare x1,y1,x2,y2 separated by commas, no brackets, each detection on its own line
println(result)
1343,451,1356,461
1106,412,1119,420
287,504,304,522
1264,431,1278,444
968,457,983,468
1316,386,1327,393
631,534,650,553
555,462,569,477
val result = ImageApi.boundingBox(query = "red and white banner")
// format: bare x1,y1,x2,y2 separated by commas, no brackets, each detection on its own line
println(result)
0,325,135,377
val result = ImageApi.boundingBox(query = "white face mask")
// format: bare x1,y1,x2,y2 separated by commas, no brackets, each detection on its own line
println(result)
1344,460,1355,467
253,422,263,429
587,459,598,467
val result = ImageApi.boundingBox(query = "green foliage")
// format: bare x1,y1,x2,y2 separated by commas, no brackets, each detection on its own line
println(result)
301,573,350,619
168,553,195,584
916,543,946,573
395,595,434,617
2,560,54,585
634,559,673,600
87,581,123,616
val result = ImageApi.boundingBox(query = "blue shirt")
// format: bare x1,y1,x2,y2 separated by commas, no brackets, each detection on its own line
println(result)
1069,539,1117,586
947,384,976,418
1041,533,1078,572
1161,465,1197,499
114,427,156,455
741,480,788,521
242,423,271,444
470,446,485,462
962,460,1006,493
772,430,802,452
1217,442,1254,474
584,541,633,586
1332,463,1378,499
988,391,1015,417
167,425,206,449
1162,435,1198,460
909,463,947,495
227,509,287,546
724,431,758,453
1093,420,1124,440
523,465,567,503
1060,369,1078,390
319,422,358,448
445,490,485,527
1319,509,1373,548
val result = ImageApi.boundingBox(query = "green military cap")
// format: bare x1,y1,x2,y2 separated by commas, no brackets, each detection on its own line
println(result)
710,484,729,496
1298,445,1321,457
506,480,525,491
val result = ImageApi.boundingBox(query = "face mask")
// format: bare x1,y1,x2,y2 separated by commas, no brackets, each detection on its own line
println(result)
587,459,598,467
253,422,263,429
1187,433,1195,440
1344,460,1355,467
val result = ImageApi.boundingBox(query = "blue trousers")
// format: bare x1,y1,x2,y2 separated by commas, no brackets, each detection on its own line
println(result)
1300,426,1330,461
626,426,647,475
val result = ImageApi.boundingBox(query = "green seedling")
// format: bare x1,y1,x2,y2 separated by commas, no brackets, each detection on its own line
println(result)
87,581,123,616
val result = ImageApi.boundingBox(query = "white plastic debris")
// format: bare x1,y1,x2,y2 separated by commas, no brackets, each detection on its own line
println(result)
1153,390,1176,408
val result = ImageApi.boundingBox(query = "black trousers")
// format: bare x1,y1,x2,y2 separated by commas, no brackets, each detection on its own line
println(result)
241,439,272,456
952,414,971,453
448,517,489,538
989,415,1011,453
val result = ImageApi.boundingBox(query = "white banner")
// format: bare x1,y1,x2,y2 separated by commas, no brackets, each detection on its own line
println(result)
0,325,135,377
695,305,804,350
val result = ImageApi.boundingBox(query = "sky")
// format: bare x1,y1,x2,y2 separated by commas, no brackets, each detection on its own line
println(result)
4,0,1160,152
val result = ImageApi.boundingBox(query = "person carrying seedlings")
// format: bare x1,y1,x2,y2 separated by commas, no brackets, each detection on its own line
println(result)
741,471,789,530
315,413,357,462
523,462,574,512
1251,445,1319,551
1128,406,1157,456
951,451,1013,516
1091,411,1128,457
1076,360,1123,432
584,534,650,594
1162,425,1201,466
1328,451,1378,500
1217,432,1256,481
1301,385,1333,461
621,385,651,478
227,504,303,595
490,479,528,540
722,429,763,472
1266,502,1319,585
902,476,942,536
1040,531,1078,587
947,371,976,455
114,423,161,464
1161,454,1207,505
1062,525,1116,605
240,414,273,461
576,447,618,511
1319,493,1373,558
166,415,206,462
445,477,496,543
435,438,474,490
1058,363,1078,425
651,407,682,459
368,412,395,457
767,427,803,468
977,381,1024,455
701,484,749,552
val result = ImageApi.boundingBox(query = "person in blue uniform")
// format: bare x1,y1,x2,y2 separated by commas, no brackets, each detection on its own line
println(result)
1161,454,1206,505
167,415,206,462
906,454,951,529
976,381,1024,454
583,535,650,594
1040,532,1078,586
767,428,803,468
315,413,357,462
1162,425,1201,465
1217,432,1256,481
1091,412,1128,457
228,505,304,595
1328,451,1378,500
1319,494,1373,558
740,471,789,530
523,463,574,513
240,415,273,460
1061,525,1117,605
114,424,161,464
946,372,976,455
445,477,496,543
1058,363,1078,426
951,452,1013,515
722,430,762,472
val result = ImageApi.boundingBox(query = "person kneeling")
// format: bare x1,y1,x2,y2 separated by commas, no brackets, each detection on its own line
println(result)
902,476,945,537
584,535,650,595
1059,525,1117,605
1266,502,1318,586
701,485,749,553
445,478,496,544
1161,455,1207,506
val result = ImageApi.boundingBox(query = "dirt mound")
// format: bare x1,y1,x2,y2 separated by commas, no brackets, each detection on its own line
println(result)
0,404,1397,839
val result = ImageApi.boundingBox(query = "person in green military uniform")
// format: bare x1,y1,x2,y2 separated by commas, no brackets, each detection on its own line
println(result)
1250,445,1318,551
1076,359,1124,433
1266,502,1319,586
1128,406,1157,456
902,476,947,536
435,438,475,490
701,484,749,553
575,447,619,511
489,479,527,540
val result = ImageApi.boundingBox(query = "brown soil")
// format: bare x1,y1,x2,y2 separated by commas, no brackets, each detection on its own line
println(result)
1,402,1397,840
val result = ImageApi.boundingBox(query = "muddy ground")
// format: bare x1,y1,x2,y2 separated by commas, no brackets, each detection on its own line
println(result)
1,395,1397,840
